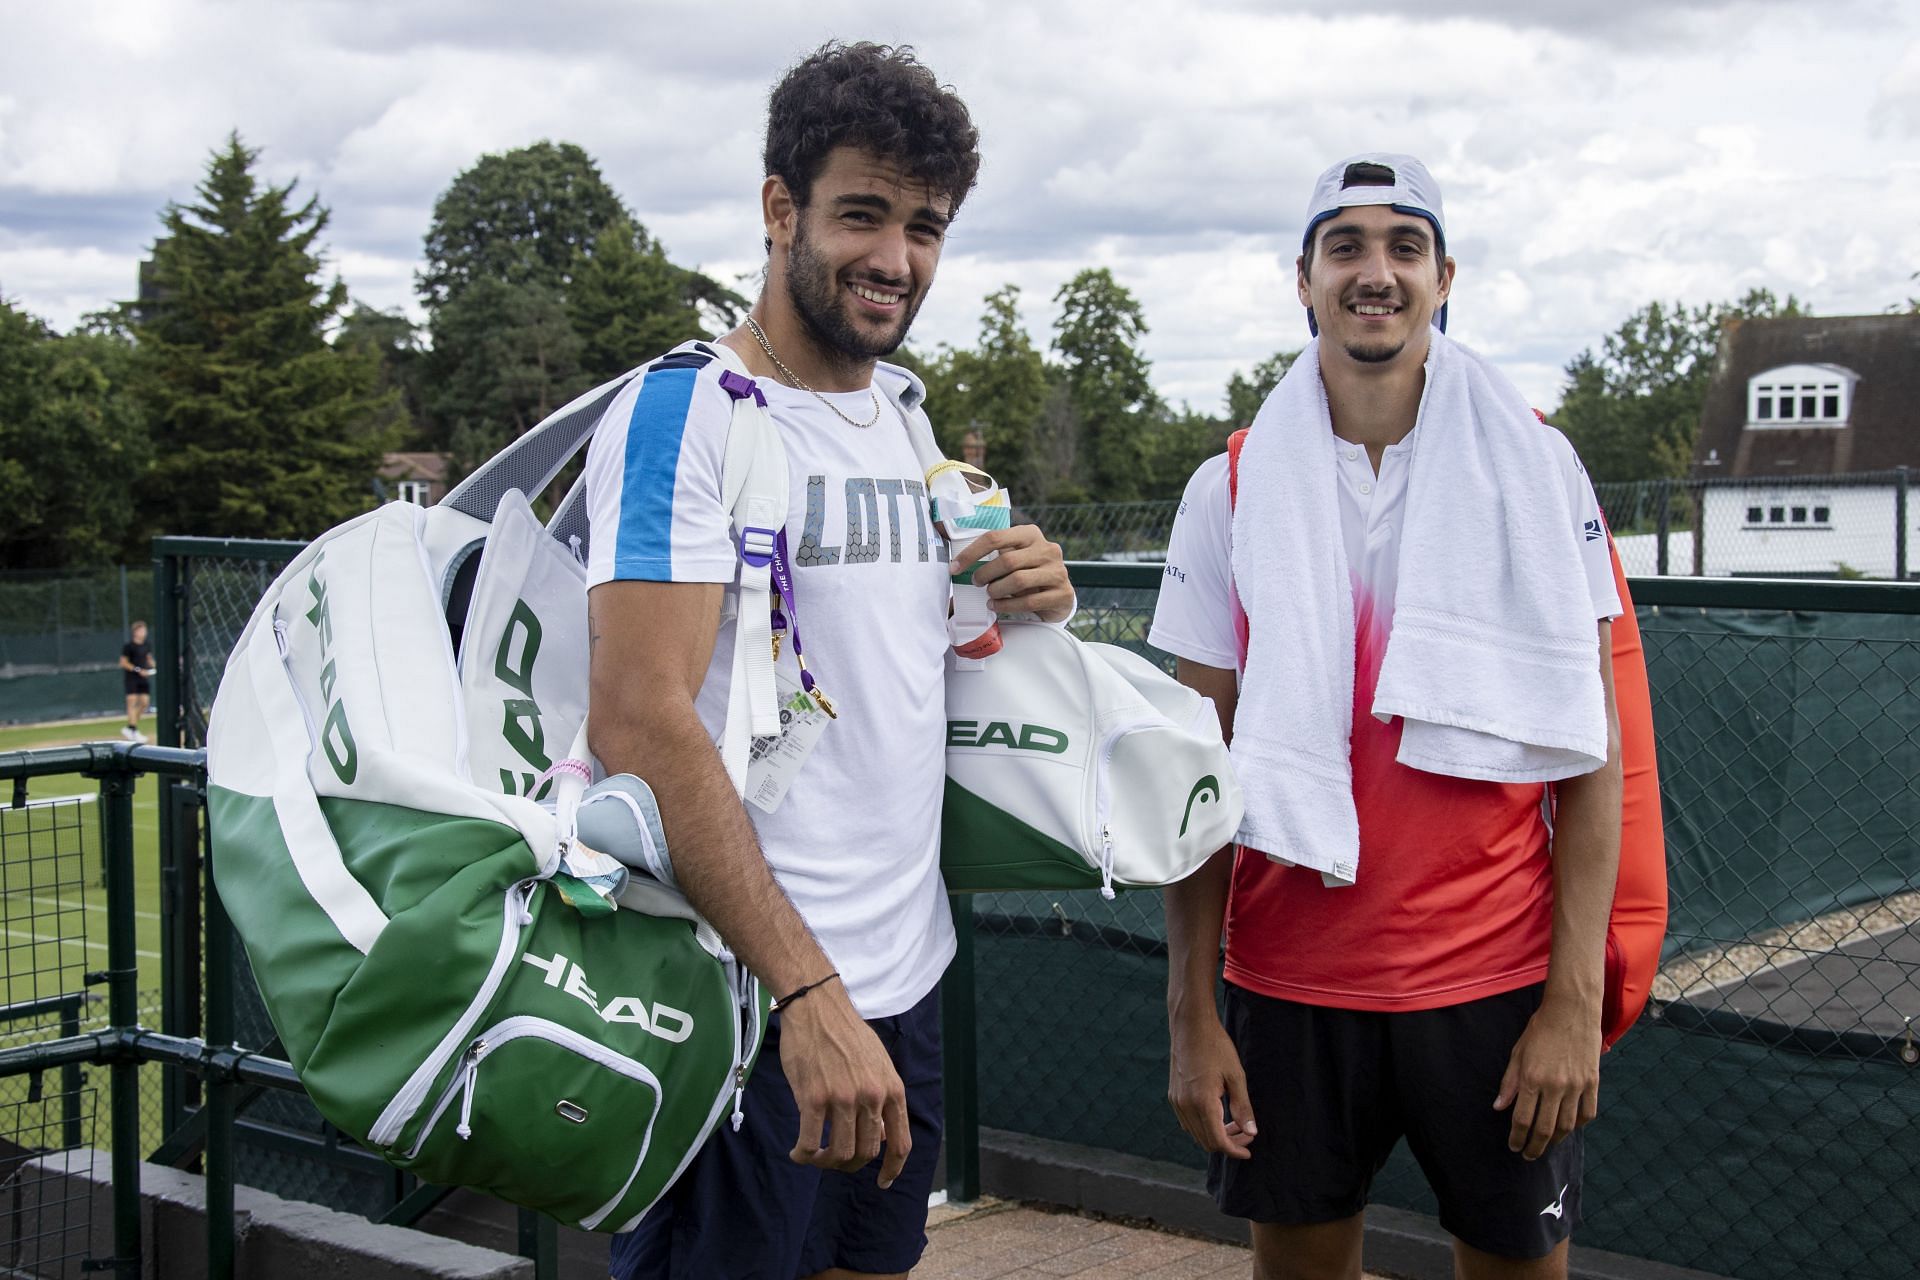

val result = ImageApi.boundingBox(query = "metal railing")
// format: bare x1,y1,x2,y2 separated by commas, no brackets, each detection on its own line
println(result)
0,742,560,1278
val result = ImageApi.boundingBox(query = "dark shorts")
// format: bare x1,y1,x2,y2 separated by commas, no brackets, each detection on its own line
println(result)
610,982,944,1280
1211,980,1581,1260
124,674,150,696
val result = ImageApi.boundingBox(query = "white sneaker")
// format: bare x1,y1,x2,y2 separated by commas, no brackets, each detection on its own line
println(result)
120,725,138,741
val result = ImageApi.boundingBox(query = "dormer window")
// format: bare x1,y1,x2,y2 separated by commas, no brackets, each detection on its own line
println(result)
1747,363,1856,427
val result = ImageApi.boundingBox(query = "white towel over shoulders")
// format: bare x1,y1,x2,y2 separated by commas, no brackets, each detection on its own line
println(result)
1229,333,1607,887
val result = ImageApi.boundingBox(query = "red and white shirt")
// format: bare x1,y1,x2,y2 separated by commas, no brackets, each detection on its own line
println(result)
1150,427,1619,1011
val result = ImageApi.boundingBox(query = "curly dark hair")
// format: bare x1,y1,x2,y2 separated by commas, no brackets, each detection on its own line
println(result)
764,41,981,218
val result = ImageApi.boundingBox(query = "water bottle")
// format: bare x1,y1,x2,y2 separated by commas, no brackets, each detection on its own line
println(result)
926,460,1011,660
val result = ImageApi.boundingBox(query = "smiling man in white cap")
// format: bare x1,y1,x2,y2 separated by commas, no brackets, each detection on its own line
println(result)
1151,154,1625,1278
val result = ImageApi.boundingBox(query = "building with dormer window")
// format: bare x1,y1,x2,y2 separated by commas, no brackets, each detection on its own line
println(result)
1689,313,1920,577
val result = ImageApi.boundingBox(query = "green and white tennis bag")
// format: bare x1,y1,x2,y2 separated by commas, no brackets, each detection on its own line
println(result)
873,365,1245,896
939,621,1243,896
207,343,779,1232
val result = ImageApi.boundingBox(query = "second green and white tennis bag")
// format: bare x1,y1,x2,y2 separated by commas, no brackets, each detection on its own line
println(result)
874,365,1245,896
207,343,778,1232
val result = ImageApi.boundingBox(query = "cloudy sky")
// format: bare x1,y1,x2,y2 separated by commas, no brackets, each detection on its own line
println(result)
4,0,1917,412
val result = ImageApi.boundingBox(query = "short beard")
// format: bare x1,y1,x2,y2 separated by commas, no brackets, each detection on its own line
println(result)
1344,339,1406,365
784,218,920,370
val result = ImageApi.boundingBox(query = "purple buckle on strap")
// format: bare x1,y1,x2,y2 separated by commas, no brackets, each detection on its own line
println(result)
739,526,778,569
718,369,767,407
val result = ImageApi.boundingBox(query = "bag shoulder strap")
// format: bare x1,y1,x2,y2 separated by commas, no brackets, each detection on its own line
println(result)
701,340,787,794
1226,427,1250,510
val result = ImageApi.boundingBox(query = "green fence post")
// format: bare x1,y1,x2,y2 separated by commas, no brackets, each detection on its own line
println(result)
204,800,237,1280
1897,466,1910,581
516,1209,558,1279
942,894,980,1203
98,762,141,1279
59,998,82,1152
153,550,180,750
159,781,204,1146
1655,479,1672,577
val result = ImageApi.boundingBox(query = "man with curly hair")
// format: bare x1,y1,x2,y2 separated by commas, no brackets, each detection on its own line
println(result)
588,42,1074,1279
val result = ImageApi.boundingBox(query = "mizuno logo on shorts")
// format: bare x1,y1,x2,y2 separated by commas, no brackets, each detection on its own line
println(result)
1540,1184,1568,1219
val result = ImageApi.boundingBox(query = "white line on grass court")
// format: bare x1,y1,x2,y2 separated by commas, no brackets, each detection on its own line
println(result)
4,925,161,961
10,893,161,924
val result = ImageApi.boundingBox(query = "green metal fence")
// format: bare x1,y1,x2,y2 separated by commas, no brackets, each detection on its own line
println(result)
4,539,1918,1279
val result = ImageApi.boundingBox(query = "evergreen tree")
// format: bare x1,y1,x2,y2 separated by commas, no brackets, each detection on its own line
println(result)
1052,269,1159,501
432,277,585,479
336,303,427,445
419,146,742,447
569,216,736,381
133,134,396,539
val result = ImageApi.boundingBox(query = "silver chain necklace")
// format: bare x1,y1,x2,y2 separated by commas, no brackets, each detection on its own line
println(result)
742,316,882,429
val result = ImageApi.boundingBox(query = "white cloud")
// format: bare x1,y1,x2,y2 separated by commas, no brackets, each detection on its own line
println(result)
3,0,1916,424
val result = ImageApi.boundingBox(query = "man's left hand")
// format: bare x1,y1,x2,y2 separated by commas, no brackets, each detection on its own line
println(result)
1493,997,1601,1160
950,525,1074,623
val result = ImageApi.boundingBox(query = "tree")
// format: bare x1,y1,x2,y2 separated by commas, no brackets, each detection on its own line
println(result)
1552,289,1805,483
568,216,744,383
417,141,628,312
431,278,585,477
942,285,1049,499
0,299,151,568
132,133,397,540
1141,407,1233,502
1052,269,1159,501
336,303,427,445
1224,348,1300,427
419,146,743,450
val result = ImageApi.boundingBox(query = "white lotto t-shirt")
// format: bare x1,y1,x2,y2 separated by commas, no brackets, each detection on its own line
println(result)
1150,424,1620,673
583,352,954,1019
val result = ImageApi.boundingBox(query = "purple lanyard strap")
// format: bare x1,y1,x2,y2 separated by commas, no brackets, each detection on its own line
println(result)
720,366,836,719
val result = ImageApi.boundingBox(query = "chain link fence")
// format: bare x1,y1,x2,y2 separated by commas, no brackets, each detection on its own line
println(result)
26,538,1908,1279
970,572,1920,1280
1,794,100,1272
0,567,153,725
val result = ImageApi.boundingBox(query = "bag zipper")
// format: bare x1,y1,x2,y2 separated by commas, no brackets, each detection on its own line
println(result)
1089,721,1148,900
367,878,538,1149
271,618,322,752
401,1013,667,1231
724,949,763,1132
404,1014,664,1160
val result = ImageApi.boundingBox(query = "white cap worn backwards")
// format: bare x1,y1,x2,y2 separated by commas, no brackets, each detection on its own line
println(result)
1302,152,1449,334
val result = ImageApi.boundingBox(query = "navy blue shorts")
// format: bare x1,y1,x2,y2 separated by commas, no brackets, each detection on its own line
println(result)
610,982,943,1280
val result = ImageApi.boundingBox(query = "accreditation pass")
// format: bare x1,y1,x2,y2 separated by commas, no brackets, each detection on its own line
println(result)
745,665,832,813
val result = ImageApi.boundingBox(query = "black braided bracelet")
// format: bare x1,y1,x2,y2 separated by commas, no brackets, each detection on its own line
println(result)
771,972,840,1013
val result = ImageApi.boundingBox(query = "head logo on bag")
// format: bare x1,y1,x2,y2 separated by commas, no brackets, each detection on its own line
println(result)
303,552,358,786
1179,775,1222,839
520,950,694,1043
946,720,1070,753
495,599,554,798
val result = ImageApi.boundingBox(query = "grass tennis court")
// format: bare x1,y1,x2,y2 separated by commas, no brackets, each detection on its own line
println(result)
2,712,171,1154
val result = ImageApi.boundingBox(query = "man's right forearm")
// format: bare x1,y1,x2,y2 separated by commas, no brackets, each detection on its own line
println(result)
1165,845,1233,1028
588,695,832,997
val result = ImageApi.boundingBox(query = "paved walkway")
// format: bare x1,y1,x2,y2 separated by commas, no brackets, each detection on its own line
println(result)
917,1198,1393,1279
